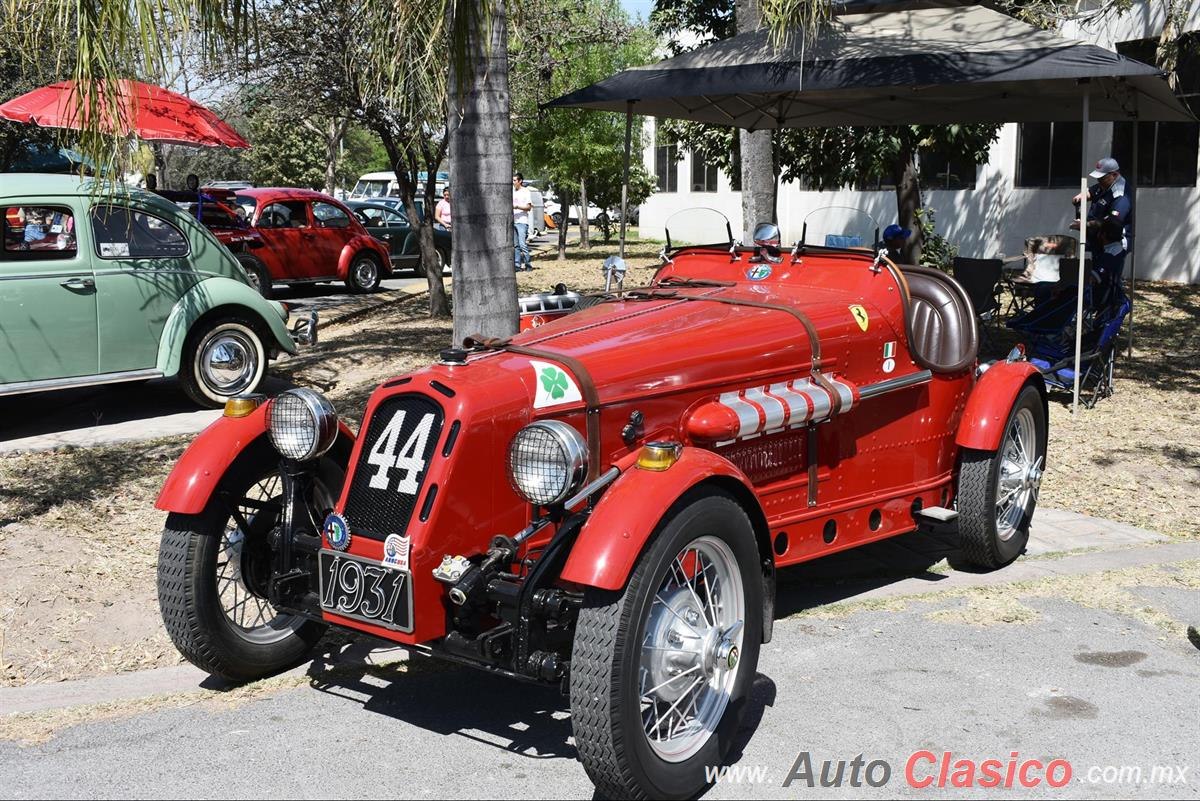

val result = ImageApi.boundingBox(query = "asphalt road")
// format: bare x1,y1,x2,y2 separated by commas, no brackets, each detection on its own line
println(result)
2,564,1196,800
0,277,423,453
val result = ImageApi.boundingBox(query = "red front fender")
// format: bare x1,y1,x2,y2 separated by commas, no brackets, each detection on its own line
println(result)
956,361,1046,451
156,404,356,515
559,448,760,591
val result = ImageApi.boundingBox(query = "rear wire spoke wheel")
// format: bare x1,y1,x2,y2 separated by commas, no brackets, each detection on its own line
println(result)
570,493,762,800
158,444,342,682
956,384,1047,569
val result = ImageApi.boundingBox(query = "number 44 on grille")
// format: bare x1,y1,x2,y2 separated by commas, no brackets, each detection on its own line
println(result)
154,208,1047,801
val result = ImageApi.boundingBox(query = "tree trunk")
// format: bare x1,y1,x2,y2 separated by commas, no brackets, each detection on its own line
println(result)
578,176,590,249
894,145,922,265
376,128,451,317
557,192,570,260
736,0,776,242
324,117,348,197
448,0,517,345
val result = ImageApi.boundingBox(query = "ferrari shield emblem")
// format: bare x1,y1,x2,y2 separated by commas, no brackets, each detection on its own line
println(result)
849,305,869,332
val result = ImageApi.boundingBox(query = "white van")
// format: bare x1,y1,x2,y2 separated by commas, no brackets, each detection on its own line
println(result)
349,171,449,201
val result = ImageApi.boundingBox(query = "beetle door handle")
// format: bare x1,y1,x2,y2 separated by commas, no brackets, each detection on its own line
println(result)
60,277,95,290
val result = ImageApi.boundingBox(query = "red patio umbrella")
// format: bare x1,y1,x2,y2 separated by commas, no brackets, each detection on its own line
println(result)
0,79,249,149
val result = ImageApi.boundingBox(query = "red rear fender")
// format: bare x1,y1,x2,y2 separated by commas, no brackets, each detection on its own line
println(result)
338,237,391,279
559,448,760,591
156,404,356,515
956,361,1045,451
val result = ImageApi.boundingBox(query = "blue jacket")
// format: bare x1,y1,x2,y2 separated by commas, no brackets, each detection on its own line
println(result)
1086,176,1133,255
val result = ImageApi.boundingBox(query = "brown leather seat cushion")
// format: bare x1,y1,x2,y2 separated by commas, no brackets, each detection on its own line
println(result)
900,265,979,374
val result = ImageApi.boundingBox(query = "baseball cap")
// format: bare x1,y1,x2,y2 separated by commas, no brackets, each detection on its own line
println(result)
883,224,911,240
1089,157,1120,179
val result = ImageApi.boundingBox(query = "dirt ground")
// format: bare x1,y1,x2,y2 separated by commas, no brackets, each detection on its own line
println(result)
0,242,1196,687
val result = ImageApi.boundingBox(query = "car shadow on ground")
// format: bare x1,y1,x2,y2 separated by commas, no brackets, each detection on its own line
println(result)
294,640,777,779
773,528,970,615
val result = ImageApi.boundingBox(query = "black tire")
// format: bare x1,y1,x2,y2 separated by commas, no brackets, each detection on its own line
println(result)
179,315,267,408
436,247,452,276
236,253,273,298
570,492,763,800
347,252,382,293
957,384,1047,569
551,211,563,228
157,446,341,683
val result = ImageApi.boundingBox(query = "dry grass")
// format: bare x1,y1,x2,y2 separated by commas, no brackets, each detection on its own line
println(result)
0,250,1195,687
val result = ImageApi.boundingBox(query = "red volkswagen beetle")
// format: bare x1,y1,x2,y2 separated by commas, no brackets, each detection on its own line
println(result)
231,188,392,296
155,209,1047,800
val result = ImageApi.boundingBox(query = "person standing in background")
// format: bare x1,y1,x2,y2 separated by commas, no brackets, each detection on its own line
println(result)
1070,156,1132,306
435,186,452,231
513,173,533,272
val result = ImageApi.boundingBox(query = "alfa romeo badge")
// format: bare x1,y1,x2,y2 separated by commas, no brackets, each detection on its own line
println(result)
324,512,351,551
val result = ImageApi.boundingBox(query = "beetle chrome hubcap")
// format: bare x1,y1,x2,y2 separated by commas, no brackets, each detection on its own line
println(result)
354,259,377,287
639,536,744,763
996,407,1042,541
201,330,256,394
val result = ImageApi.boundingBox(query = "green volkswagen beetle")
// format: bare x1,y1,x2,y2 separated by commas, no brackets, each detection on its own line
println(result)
1,173,316,407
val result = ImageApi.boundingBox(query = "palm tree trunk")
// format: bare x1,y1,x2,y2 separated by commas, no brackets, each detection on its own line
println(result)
737,0,776,241
448,0,517,344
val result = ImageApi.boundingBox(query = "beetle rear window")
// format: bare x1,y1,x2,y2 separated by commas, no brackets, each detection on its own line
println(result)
2,205,78,259
90,206,189,259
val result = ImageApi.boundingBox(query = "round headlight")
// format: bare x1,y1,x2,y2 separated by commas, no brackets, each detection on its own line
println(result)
268,388,338,461
507,420,588,506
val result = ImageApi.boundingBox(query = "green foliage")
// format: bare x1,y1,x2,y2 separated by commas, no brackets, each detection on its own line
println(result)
512,0,657,237
915,206,956,272
0,26,74,170
246,108,327,189
337,125,390,188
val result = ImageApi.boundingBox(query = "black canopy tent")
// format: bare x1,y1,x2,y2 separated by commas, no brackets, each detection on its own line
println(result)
547,0,1194,413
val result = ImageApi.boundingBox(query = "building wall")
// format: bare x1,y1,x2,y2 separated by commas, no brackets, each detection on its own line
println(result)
637,2,1200,284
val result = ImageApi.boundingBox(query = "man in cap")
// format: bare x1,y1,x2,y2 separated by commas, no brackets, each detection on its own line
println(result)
881,223,911,263
1070,156,1132,305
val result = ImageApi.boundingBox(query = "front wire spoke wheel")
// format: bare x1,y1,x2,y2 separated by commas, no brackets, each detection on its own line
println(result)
639,537,743,762
571,493,762,800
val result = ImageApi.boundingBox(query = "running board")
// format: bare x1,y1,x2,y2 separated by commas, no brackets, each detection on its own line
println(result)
916,506,958,524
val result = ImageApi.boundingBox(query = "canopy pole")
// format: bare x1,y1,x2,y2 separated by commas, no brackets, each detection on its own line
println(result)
619,100,634,259
1127,120,1138,359
1072,89,1090,415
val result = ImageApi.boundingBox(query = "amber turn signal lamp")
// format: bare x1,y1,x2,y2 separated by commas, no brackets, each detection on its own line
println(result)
637,441,682,471
224,393,266,418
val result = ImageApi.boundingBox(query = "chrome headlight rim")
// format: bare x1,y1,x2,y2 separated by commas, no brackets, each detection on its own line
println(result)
507,420,588,506
267,388,338,462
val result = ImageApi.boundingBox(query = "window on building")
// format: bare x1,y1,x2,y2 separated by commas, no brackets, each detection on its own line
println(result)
920,153,979,190
1112,35,1200,188
655,142,679,193
1015,122,1084,187
853,173,897,192
690,150,720,192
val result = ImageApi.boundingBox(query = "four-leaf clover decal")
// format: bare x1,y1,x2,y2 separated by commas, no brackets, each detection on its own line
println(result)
540,367,569,399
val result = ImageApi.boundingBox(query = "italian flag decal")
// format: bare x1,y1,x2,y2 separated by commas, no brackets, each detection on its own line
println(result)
530,360,583,409
883,341,896,358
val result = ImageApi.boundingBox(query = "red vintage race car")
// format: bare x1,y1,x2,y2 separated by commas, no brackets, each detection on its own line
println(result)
155,208,1046,800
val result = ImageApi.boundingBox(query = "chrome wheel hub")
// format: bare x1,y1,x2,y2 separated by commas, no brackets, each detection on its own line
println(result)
201,331,255,394
639,536,744,763
996,407,1041,541
355,259,377,286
